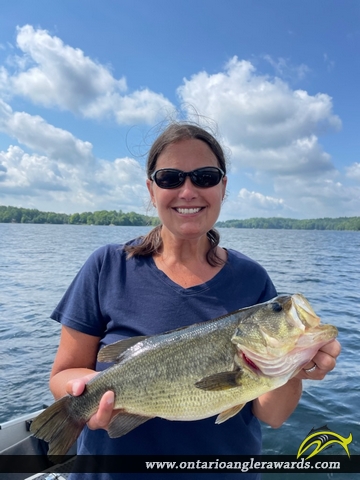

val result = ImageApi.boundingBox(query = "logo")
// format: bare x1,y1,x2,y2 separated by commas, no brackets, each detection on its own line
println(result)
297,425,352,460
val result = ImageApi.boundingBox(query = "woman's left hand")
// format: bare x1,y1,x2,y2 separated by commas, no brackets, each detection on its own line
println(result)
297,339,341,380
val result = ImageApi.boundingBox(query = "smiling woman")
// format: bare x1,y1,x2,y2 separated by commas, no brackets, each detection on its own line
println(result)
126,123,228,269
45,121,340,480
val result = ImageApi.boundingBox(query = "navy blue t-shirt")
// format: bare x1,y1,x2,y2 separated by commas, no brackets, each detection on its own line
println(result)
51,240,277,479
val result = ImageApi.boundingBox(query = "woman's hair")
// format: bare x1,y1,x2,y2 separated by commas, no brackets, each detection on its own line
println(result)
125,122,227,266
146,123,227,179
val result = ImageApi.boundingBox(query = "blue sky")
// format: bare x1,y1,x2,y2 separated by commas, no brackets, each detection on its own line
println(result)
0,0,359,220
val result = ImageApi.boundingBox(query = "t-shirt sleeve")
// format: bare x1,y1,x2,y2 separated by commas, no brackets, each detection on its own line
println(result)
226,249,277,308
50,246,109,337
258,272,277,303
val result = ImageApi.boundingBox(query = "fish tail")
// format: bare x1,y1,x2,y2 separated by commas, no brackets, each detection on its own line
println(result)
30,396,85,458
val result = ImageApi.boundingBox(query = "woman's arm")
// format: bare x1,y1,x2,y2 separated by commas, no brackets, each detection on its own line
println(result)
252,339,341,428
49,325,115,430
49,325,100,398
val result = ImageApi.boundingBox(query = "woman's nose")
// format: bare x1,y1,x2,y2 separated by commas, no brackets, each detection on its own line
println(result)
178,176,198,199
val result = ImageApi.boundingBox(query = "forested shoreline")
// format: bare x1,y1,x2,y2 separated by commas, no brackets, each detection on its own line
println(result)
0,206,359,230
216,216,360,231
0,206,160,226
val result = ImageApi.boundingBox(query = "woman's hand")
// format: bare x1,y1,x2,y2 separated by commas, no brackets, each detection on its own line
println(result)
297,339,341,380
66,374,116,431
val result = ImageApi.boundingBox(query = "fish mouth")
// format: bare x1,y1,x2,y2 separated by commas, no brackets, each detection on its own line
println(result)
232,294,338,379
237,325,338,378
289,293,321,328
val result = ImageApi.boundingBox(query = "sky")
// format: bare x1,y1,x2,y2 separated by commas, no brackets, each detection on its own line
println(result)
0,0,359,220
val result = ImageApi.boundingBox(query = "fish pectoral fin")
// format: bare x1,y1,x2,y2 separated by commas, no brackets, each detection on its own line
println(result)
195,370,243,391
108,411,153,438
97,336,149,363
215,404,246,424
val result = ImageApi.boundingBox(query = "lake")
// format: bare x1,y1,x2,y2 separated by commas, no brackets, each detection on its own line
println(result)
1,224,359,479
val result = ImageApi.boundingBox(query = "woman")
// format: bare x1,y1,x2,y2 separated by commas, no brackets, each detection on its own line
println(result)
49,123,340,478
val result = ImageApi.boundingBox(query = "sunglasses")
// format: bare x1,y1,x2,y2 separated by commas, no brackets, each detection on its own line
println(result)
150,167,225,189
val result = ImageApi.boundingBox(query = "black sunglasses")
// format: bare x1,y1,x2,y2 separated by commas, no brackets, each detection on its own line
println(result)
150,167,225,189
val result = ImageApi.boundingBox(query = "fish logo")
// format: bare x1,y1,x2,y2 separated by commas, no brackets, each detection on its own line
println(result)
297,425,352,459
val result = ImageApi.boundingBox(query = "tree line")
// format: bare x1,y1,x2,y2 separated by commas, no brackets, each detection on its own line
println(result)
216,216,360,231
1,206,359,230
0,206,160,226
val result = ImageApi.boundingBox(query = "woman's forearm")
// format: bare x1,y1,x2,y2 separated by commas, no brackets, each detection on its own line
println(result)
252,377,302,428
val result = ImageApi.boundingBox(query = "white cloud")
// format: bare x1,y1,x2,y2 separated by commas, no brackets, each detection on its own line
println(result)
0,100,94,164
113,89,175,125
323,53,335,72
178,56,341,173
263,55,310,81
12,25,125,110
230,135,334,177
346,162,360,181
238,188,284,209
0,99,148,212
219,176,360,219
92,157,149,211
271,175,360,218
2,25,174,125
0,66,9,95
0,144,149,213
220,188,290,220
0,145,69,194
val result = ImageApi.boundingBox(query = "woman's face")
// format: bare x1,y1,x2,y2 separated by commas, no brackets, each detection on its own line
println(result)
146,138,227,241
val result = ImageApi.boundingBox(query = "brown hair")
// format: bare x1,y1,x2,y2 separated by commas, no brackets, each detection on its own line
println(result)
125,122,227,266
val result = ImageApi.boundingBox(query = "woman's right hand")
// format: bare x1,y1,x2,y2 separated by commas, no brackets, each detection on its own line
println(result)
66,373,116,431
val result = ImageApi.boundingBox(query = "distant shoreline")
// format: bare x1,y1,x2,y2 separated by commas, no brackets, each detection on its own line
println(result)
216,216,360,231
1,206,359,231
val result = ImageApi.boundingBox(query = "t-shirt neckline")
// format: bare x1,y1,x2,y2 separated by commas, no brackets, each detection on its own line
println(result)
147,249,231,295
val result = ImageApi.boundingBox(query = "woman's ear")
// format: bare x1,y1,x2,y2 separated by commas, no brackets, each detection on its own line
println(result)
222,175,228,199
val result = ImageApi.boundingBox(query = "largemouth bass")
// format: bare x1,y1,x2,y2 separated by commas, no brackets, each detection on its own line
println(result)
30,294,337,457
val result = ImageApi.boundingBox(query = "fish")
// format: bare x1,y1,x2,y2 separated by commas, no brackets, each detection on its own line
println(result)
30,293,338,457
297,425,352,459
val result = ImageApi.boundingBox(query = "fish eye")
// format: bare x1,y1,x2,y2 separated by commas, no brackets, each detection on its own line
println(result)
271,302,283,312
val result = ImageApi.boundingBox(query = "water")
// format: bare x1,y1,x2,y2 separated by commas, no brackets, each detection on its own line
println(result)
1,224,359,478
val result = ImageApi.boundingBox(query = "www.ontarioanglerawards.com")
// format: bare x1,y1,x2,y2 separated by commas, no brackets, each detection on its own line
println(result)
145,457,341,473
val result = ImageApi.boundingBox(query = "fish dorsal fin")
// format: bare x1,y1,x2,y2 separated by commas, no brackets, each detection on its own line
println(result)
195,369,243,391
97,325,195,364
215,404,245,424
108,412,152,438
97,336,149,363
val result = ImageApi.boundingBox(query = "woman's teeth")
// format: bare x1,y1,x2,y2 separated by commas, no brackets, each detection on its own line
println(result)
175,207,202,214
